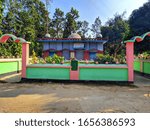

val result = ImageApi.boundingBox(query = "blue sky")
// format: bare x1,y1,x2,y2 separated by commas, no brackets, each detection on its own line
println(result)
43,0,148,25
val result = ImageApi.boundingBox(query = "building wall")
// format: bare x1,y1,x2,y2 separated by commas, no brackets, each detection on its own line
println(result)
43,42,104,60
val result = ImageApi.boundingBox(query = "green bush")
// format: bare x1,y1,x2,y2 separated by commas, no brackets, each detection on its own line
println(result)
0,42,22,58
137,51,150,60
45,54,64,64
95,54,126,64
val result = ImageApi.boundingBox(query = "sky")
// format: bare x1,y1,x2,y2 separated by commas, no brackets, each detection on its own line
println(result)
43,0,148,25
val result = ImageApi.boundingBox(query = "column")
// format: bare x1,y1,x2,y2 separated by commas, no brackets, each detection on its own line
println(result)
126,42,134,82
22,42,29,78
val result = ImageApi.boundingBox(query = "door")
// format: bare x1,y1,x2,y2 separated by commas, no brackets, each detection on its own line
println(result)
76,50,84,60
63,50,70,60
90,52,97,60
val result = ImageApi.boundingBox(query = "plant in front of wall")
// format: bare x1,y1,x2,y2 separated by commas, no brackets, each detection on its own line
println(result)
31,50,39,64
45,54,64,64
137,52,150,60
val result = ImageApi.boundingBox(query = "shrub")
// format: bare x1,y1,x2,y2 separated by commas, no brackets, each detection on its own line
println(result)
45,54,64,64
95,54,115,64
95,54,126,64
137,52,150,60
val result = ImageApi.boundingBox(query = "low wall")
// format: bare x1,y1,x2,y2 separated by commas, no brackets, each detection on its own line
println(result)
26,64,128,81
26,64,71,80
0,59,22,75
79,64,128,81
134,60,150,74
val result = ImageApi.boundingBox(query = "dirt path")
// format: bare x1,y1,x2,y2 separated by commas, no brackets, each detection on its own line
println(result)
0,72,150,113
0,80,150,113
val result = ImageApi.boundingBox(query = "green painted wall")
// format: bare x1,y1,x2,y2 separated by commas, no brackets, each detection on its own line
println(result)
134,60,150,74
79,68,128,81
26,67,70,80
134,61,141,71
143,62,150,74
0,61,21,75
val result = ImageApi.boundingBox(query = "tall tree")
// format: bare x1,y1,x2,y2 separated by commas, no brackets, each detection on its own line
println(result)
129,1,150,54
101,13,130,42
50,8,64,38
0,0,5,35
2,0,48,56
77,20,89,38
101,13,130,57
63,7,79,38
129,1,150,36
91,17,102,38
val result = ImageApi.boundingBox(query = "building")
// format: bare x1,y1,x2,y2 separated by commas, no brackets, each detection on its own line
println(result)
38,33,107,60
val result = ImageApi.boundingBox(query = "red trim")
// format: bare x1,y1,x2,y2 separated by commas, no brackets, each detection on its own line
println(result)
136,38,142,42
97,50,103,54
84,50,89,60
43,51,49,58
0,35,11,43
56,51,62,56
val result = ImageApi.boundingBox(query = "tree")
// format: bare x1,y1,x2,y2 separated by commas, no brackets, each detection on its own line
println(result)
63,7,79,38
129,1,150,35
101,13,130,57
50,8,64,38
91,17,102,38
77,20,89,38
101,13,130,42
2,0,48,56
0,0,4,35
129,1,150,54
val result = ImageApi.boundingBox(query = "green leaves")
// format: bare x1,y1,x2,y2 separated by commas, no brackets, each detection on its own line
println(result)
63,7,79,38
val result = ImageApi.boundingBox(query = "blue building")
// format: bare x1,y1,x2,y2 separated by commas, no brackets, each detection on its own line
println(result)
39,33,107,60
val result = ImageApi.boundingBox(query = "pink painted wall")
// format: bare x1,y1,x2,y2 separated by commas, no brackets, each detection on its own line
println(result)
22,43,29,78
126,42,134,82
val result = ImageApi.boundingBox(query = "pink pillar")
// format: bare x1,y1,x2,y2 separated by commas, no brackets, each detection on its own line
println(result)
22,43,29,78
126,42,134,82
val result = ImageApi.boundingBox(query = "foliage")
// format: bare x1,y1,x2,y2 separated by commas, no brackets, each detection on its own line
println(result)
2,0,48,56
136,52,150,60
63,7,79,38
30,50,39,64
129,1,150,53
77,20,89,38
129,1,150,35
45,54,64,64
91,17,102,38
31,52,64,64
0,42,22,57
94,54,126,64
50,8,65,38
104,43,126,58
0,0,4,35
101,12,130,42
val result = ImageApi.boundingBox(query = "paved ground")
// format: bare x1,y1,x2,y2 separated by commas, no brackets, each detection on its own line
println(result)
0,73,150,113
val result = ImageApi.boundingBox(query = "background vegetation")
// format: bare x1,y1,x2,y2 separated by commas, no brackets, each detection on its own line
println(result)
0,0,150,57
